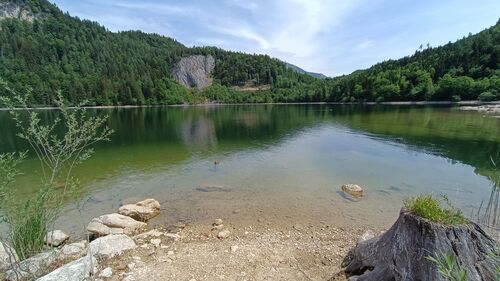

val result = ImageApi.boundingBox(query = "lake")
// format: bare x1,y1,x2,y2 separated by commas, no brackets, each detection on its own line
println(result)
1,104,499,234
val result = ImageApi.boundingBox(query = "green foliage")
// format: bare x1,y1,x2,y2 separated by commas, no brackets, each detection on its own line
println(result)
426,253,467,281
404,195,467,225
478,91,499,101
0,82,112,259
0,0,498,105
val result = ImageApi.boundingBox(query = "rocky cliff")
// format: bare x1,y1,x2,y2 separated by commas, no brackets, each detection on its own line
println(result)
172,55,215,90
0,2,38,22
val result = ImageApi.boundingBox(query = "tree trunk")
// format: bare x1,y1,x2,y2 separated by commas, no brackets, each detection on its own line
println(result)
341,209,498,281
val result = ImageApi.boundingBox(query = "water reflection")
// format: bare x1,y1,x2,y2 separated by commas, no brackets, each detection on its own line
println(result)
0,105,499,227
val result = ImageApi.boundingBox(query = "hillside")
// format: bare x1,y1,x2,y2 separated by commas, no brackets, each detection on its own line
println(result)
0,0,498,105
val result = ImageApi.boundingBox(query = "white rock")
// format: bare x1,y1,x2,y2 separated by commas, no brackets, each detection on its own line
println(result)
0,242,18,272
89,234,137,259
36,255,97,281
214,218,223,226
358,230,376,243
44,230,70,247
99,267,113,278
230,245,239,253
167,250,174,256
5,251,59,280
87,213,146,237
133,229,164,240
341,184,364,197
60,241,87,257
119,198,161,221
150,239,161,247
217,230,231,239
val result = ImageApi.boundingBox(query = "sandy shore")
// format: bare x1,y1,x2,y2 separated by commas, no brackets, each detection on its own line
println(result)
97,221,380,281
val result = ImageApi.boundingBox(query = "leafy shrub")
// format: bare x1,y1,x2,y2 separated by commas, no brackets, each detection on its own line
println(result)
478,91,498,101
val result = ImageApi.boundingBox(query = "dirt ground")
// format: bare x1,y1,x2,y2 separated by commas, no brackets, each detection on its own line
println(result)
99,221,380,281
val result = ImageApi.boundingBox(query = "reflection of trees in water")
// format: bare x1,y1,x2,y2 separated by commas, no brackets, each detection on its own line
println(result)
181,116,217,148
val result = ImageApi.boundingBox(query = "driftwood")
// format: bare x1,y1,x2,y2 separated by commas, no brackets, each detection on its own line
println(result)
342,209,499,281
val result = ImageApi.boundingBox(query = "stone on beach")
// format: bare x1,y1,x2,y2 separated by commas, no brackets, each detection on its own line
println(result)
119,198,161,222
89,234,137,259
341,184,364,197
44,230,69,247
36,255,98,281
0,242,18,272
217,230,231,239
213,218,223,226
87,213,146,237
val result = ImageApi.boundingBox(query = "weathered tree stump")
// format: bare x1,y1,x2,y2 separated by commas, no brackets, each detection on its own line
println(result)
342,209,499,281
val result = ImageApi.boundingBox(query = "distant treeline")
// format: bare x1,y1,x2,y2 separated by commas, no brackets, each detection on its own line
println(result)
0,0,498,106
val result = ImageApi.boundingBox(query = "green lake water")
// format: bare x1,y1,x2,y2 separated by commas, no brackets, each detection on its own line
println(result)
0,105,499,234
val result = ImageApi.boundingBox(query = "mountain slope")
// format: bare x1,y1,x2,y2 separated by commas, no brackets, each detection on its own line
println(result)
0,0,498,105
285,63,328,79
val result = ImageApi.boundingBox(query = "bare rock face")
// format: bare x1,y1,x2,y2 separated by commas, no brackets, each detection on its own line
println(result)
87,213,146,238
341,209,498,281
172,55,215,89
119,198,161,222
0,2,38,22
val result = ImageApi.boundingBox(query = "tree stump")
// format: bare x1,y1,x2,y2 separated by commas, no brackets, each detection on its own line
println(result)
341,209,499,281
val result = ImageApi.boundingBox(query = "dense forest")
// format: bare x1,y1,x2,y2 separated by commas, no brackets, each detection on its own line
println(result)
0,0,499,106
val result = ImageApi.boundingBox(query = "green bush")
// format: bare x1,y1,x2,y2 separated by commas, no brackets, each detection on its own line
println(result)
478,91,498,101
404,195,467,225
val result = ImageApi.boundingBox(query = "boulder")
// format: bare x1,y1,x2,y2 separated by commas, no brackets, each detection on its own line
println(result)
5,251,59,281
341,184,364,197
0,242,18,272
119,198,161,221
89,234,136,259
87,213,146,237
99,267,113,278
44,230,69,247
60,241,87,257
36,255,98,281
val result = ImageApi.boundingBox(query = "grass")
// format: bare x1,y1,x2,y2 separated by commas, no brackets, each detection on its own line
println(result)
404,195,468,225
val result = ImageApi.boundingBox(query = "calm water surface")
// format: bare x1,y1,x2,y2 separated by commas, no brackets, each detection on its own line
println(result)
1,105,499,234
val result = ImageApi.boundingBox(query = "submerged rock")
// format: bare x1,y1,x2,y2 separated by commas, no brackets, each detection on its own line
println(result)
87,213,146,237
44,230,69,247
341,184,364,197
36,255,97,281
196,186,231,192
119,198,161,221
89,234,137,259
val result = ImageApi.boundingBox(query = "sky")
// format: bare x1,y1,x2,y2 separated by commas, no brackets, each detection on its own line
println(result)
51,0,499,77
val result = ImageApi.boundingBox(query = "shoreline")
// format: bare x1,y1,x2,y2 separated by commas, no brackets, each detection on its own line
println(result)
0,100,497,111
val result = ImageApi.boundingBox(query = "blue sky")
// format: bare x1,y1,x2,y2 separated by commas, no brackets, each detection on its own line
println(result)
51,0,499,77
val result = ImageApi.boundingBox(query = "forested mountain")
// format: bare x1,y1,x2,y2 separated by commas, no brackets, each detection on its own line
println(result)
0,0,498,106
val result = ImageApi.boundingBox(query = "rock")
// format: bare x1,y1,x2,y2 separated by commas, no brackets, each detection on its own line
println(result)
341,184,364,197
0,242,18,272
167,250,174,256
36,255,97,281
134,229,163,240
119,198,161,222
150,239,161,247
230,245,239,253
99,267,113,278
44,230,69,247
217,230,231,239
5,251,59,280
89,234,137,259
172,55,215,89
212,224,224,231
87,213,146,237
214,218,223,226
358,230,375,243
60,241,87,257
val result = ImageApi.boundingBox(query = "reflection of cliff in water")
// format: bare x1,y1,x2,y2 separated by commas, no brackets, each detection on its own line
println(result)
181,116,217,148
